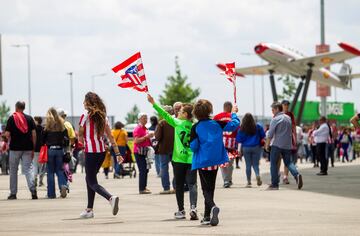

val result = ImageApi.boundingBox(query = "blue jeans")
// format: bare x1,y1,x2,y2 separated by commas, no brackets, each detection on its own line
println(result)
270,146,299,188
242,146,261,182
155,154,161,176
159,154,172,190
111,146,126,175
135,153,148,192
47,149,67,198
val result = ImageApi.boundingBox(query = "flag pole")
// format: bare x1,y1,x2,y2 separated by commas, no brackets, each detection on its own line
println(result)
232,75,237,104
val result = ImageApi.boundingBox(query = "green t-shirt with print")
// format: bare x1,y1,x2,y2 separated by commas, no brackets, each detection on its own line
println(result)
153,103,193,164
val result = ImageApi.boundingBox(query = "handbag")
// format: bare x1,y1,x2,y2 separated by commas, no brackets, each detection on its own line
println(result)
38,145,48,163
63,152,72,163
256,126,265,147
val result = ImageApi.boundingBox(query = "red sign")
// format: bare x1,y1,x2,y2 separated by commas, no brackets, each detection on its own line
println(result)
316,44,331,97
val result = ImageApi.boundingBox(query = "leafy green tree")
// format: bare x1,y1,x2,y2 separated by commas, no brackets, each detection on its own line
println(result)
159,56,200,105
0,101,10,124
277,75,296,101
125,104,140,124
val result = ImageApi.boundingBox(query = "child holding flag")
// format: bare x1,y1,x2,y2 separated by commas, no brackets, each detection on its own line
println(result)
147,94,198,221
190,99,239,226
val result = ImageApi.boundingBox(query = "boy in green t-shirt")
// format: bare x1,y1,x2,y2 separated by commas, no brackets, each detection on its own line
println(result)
147,94,198,220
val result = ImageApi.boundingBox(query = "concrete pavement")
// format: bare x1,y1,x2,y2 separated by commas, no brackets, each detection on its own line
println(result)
0,160,359,236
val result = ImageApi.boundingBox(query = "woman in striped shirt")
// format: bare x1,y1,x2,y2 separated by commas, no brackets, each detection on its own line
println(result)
78,92,123,219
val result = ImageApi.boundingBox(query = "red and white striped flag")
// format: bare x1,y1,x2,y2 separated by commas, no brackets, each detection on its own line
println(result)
216,62,239,104
112,52,148,92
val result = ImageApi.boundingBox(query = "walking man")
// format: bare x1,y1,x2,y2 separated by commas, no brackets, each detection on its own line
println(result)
313,116,330,175
264,102,303,190
4,101,37,200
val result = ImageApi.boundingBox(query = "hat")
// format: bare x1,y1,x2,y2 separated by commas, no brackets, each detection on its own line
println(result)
137,112,147,119
281,100,290,105
57,108,67,117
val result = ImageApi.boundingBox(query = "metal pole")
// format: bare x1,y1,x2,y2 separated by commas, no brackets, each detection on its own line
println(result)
27,45,31,115
261,61,265,118
321,0,325,45
290,79,304,112
269,70,278,102
320,0,327,117
297,65,313,124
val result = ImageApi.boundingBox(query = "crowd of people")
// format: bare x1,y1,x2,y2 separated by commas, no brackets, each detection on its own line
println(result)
1,93,360,226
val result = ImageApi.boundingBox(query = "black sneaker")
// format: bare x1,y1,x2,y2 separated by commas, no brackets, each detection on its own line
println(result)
31,191,38,200
7,194,17,200
210,206,220,226
296,174,303,190
223,183,230,188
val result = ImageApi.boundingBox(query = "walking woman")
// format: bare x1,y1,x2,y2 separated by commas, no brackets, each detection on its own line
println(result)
133,113,154,194
43,108,69,198
78,92,123,218
236,113,265,187
339,128,352,162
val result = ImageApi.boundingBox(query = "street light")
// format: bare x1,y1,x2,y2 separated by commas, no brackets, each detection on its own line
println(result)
91,73,107,92
12,44,31,115
67,72,74,125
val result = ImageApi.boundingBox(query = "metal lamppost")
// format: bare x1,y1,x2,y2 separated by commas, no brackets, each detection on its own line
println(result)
12,44,31,115
91,73,107,92
67,72,74,125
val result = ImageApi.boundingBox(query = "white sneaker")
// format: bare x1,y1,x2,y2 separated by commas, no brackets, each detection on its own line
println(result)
174,210,186,219
80,210,94,219
189,205,198,220
110,196,119,216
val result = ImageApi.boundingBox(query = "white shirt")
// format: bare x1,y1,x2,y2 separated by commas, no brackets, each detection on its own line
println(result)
313,123,330,144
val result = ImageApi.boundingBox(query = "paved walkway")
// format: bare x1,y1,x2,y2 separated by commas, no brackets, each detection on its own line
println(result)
0,160,359,236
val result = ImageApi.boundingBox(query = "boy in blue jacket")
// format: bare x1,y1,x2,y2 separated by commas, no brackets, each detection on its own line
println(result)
190,99,239,226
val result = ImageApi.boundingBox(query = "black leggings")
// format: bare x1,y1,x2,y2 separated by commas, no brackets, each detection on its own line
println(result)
85,152,112,209
199,169,218,217
172,162,197,211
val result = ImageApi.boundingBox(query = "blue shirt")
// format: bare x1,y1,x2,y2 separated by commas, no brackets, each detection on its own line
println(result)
236,124,265,147
190,113,240,170
266,112,292,150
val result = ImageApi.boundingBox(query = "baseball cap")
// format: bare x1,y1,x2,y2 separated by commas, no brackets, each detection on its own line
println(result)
281,100,290,105
57,108,67,117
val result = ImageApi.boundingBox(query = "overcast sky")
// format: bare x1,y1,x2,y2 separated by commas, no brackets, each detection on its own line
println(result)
1,0,360,123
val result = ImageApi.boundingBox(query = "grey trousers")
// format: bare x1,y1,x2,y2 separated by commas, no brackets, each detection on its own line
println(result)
9,151,36,195
32,152,46,184
221,158,234,184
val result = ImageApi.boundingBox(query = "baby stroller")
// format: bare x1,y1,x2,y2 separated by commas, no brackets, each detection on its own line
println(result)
120,145,136,178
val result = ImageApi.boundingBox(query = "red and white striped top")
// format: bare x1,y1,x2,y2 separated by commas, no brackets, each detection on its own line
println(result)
213,112,238,150
79,113,107,153
201,165,218,171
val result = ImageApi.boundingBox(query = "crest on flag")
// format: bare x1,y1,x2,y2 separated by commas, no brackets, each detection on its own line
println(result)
112,52,148,92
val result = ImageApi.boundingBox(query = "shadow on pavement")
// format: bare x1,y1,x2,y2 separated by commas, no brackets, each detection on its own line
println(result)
262,164,360,199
